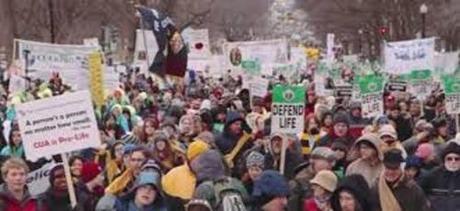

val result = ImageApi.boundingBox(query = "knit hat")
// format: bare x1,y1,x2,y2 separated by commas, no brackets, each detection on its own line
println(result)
246,151,265,169
252,170,289,206
310,170,338,192
331,138,348,152
383,149,404,169
311,147,336,162
415,143,434,160
81,162,103,183
130,170,161,193
49,164,64,186
379,124,398,140
187,140,210,161
405,156,422,169
333,112,350,126
442,142,460,161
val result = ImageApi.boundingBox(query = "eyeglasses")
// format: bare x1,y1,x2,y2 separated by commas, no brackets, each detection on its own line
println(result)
446,157,460,162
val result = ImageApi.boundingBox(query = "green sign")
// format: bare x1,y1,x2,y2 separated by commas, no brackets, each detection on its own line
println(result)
241,59,261,75
271,85,305,134
442,75,460,94
358,74,385,95
272,85,305,103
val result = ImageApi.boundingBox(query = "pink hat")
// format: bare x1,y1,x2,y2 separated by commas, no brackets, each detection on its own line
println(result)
415,143,434,160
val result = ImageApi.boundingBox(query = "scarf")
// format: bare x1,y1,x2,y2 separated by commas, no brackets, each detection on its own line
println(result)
378,172,403,211
224,132,252,168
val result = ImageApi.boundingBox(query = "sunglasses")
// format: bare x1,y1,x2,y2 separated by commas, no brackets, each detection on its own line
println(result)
446,157,460,162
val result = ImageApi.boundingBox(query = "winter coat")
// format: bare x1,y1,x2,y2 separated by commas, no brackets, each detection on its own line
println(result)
419,167,460,211
346,133,384,188
161,164,196,200
316,133,354,149
0,144,24,158
0,184,44,211
37,187,79,211
215,111,252,155
371,175,430,211
75,182,103,211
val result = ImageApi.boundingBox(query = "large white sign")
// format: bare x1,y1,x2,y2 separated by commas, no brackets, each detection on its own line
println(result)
133,29,159,75
16,90,101,161
182,28,211,60
16,39,97,90
384,38,435,74
271,86,305,135
27,162,56,195
223,39,288,76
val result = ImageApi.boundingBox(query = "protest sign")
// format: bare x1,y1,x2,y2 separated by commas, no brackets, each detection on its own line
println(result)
83,38,101,49
384,38,435,74
249,78,269,98
16,90,101,161
15,39,97,90
442,75,460,114
434,51,459,75
326,33,335,65
88,52,104,106
271,85,305,135
223,39,288,76
104,66,121,91
407,70,433,100
358,74,385,118
334,84,353,98
182,28,211,60
27,162,55,195
387,79,408,92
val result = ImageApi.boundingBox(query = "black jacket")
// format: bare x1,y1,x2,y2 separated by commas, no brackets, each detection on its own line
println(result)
419,167,460,211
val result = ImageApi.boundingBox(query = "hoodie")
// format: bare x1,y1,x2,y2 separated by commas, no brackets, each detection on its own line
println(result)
346,133,384,188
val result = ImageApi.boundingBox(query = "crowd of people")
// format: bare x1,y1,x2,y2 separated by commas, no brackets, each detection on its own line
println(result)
0,65,458,211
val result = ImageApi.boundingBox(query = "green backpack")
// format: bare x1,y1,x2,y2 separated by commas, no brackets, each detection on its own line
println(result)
203,177,248,211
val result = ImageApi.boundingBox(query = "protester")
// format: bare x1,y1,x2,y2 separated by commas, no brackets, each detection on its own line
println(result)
330,174,374,211
243,150,265,193
303,170,337,211
420,142,460,211
372,149,431,211
75,162,105,211
299,114,324,159
0,126,24,158
69,155,85,184
37,164,74,211
317,112,354,148
346,133,384,188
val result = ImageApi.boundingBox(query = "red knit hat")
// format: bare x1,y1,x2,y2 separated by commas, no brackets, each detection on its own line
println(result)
81,162,103,183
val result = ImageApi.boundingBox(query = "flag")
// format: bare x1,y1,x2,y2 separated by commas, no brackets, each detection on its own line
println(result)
137,6,188,77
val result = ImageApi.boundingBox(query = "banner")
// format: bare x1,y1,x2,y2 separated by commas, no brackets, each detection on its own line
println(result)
16,90,101,161
16,39,97,90
133,29,158,75
442,75,460,114
223,39,288,76
27,162,55,195
407,70,433,100
88,52,104,107
384,38,435,74
271,85,305,135
358,75,385,118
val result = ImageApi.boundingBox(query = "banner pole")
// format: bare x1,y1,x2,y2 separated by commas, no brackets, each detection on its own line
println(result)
61,153,78,208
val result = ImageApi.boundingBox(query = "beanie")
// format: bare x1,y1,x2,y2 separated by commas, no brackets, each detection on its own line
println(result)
252,170,289,206
405,156,422,169
442,142,460,161
415,143,434,160
187,140,210,161
81,162,103,183
333,112,350,126
246,151,265,169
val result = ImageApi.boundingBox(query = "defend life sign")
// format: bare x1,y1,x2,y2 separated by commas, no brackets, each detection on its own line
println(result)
16,90,101,161
271,85,305,135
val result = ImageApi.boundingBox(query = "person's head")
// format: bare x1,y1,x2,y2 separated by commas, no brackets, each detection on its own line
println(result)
355,133,382,161
432,117,448,138
153,133,170,152
415,143,435,162
331,174,371,211
225,111,245,136
442,142,460,172
338,191,358,211
246,151,265,181
179,115,194,136
252,170,289,211
409,99,421,116
399,101,408,113
111,142,125,161
270,134,284,155
379,124,398,146
9,127,22,146
132,171,161,207
305,114,320,135
322,112,334,128
333,112,349,137
349,102,362,118
81,162,104,187
331,139,348,161
144,118,159,137
404,156,422,180
1,158,28,193
128,147,148,174
69,155,84,177
310,170,337,198
49,164,67,192
310,147,336,172
389,106,400,119
383,149,404,183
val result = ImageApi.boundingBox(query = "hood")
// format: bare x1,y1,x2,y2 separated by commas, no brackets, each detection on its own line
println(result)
353,133,384,160
330,174,372,211
190,150,226,183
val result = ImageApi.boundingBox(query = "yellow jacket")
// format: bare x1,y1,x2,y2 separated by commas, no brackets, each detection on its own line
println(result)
161,164,196,200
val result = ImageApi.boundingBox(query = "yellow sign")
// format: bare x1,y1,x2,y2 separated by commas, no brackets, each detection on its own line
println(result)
88,52,104,107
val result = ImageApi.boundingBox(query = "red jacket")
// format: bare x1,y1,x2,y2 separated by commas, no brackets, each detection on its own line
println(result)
0,184,45,211
304,198,319,211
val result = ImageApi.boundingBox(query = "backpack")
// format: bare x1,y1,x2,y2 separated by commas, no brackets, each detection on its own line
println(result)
210,177,248,211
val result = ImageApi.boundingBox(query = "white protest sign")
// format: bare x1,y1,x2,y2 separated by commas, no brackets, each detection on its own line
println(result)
326,33,335,65
384,38,435,74
104,66,120,91
182,28,211,60
357,75,385,118
8,74,27,94
435,51,459,75
271,85,305,135
133,29,159,75
16,39,98,90
16,90,101,161
442,75,460,114
250,78,269,98
223,39,288,76
27,162,56,195
407,70,433,101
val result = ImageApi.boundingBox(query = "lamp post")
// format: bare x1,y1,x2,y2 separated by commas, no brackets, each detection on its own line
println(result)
420,3,428,38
